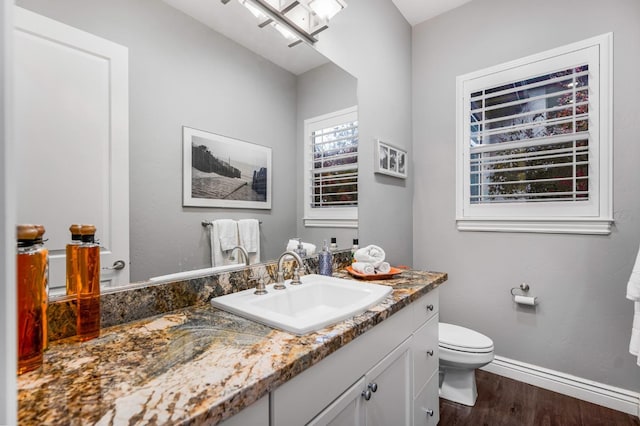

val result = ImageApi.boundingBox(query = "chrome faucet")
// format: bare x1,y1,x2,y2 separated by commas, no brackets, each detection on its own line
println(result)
230,245,250,266
275,250,304,290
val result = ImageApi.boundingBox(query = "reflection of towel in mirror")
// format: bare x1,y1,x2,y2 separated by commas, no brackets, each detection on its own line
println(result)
286,239,317,256
354,245,386,268
376,262,391,274
215,219,238,251
238,219,260,264
352,262,375,275
210,220,238,267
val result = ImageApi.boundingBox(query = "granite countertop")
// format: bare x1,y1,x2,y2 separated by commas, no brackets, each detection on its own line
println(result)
18,269,447,425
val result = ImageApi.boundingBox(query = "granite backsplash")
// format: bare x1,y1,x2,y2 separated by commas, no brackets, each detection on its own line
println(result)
47,250,353,341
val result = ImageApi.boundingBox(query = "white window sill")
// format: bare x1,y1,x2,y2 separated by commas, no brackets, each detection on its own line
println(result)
304,218,358,228
456,218,613,235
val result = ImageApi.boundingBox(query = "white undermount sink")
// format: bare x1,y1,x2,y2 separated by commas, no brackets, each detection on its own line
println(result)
210,274,392,335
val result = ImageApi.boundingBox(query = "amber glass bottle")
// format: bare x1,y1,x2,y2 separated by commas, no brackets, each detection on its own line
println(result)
16,224,46,374
76,224,101,341
65,224,82,296
33,225,49,350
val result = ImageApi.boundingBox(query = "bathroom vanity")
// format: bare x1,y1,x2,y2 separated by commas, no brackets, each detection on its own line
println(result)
17,268,446,425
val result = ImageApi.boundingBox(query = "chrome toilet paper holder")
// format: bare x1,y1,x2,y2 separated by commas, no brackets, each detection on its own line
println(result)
510,283,539,306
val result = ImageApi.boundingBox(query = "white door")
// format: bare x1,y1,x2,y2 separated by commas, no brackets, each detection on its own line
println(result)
14,7,129,292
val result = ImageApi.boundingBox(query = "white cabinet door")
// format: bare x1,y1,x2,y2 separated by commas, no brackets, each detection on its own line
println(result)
308,377,365,426
14,7,129,291
412,314,439,397
364,338,412,426
413,372,439,426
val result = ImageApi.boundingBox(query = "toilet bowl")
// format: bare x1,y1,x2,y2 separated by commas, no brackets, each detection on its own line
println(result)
438,322,494,406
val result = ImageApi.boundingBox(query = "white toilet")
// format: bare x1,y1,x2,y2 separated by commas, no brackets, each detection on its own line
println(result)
438,323,494,406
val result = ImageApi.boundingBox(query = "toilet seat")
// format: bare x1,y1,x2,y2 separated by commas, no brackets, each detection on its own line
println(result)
439,323,493,353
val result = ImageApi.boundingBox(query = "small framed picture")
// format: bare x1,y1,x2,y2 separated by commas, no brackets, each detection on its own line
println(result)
183,126,272,209
374,139,407,179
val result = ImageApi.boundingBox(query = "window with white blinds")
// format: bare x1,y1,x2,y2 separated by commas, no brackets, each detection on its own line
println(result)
456,34,613,234
304,106,358,227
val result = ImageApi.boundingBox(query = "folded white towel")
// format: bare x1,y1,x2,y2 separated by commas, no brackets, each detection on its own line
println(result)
352,262,375,275
376,262,391,274
286,239,317,256
215,219,238,251
354,245,386,268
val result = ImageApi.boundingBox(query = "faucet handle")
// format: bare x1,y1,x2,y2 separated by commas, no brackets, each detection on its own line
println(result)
290,267,302,285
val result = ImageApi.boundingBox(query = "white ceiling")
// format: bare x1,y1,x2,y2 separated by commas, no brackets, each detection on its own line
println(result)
163,0,329,75
163,0,473,76
391,0,472,26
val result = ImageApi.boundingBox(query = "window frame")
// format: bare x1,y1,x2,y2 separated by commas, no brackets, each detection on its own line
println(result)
455,33,613,235
303,105,358,228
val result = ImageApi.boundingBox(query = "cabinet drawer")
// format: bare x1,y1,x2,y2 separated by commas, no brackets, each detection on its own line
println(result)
413,372,439,426
412,288,439,330
411,314,438,397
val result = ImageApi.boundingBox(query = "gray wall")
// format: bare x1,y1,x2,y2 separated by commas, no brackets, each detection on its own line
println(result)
412,0,640,391
296,62,358,251
1,2,17,423
316,0,413,265
17,0,299,282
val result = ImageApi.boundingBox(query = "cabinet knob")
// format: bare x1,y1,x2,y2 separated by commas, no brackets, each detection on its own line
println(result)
368,382,378,393
362,389,372,401
426,304,434,312
426,349,434,357
425,408,434,417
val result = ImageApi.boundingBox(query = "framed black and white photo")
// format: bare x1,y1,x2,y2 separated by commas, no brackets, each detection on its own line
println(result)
374,139,407,179
183,126,272,209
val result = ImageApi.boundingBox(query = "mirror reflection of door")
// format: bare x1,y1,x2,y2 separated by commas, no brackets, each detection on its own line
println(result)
14,7,130,293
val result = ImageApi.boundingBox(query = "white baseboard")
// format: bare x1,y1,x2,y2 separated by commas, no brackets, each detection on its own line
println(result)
481,355,640,418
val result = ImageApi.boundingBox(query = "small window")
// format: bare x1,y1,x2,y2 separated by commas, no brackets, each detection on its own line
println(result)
304,106,358,228
456,34,612,234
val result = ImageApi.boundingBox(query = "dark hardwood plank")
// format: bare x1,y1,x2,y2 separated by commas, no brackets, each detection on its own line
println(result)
439,370,640,426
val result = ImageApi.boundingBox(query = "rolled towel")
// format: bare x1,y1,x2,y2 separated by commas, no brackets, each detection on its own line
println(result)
352,262,375,275
354,245,386,268
376,262,391,274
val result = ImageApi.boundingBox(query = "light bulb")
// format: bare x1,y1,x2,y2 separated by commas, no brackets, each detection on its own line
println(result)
309,0,343,20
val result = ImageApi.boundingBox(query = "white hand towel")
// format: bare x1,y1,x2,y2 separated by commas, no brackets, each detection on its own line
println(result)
627,246,640,301
376,262,391,274
627,245,640,366
210,223,223,267
215,219,238,251
354,245,386,268
352,262,375,275
238,219,260,264
631,302,640,359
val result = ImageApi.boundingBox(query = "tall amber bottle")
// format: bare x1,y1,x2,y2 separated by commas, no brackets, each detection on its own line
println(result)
65,224,82,296
16,224,46,374
33,225,49,350
76,224,101,341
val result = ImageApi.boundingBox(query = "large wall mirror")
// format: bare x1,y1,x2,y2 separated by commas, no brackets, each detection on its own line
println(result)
15,0,358,293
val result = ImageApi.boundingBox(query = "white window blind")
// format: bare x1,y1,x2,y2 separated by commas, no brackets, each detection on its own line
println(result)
469,65,590,204
456,33,612,234
311,120,358,208
303,106,358,228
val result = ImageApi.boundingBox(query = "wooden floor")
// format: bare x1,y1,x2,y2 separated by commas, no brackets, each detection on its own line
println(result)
439,370,640,426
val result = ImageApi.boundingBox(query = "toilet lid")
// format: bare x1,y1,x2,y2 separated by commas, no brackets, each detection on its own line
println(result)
439,323,494,352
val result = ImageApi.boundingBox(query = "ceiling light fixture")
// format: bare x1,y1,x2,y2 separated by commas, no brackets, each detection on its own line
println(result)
226,0,347,47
